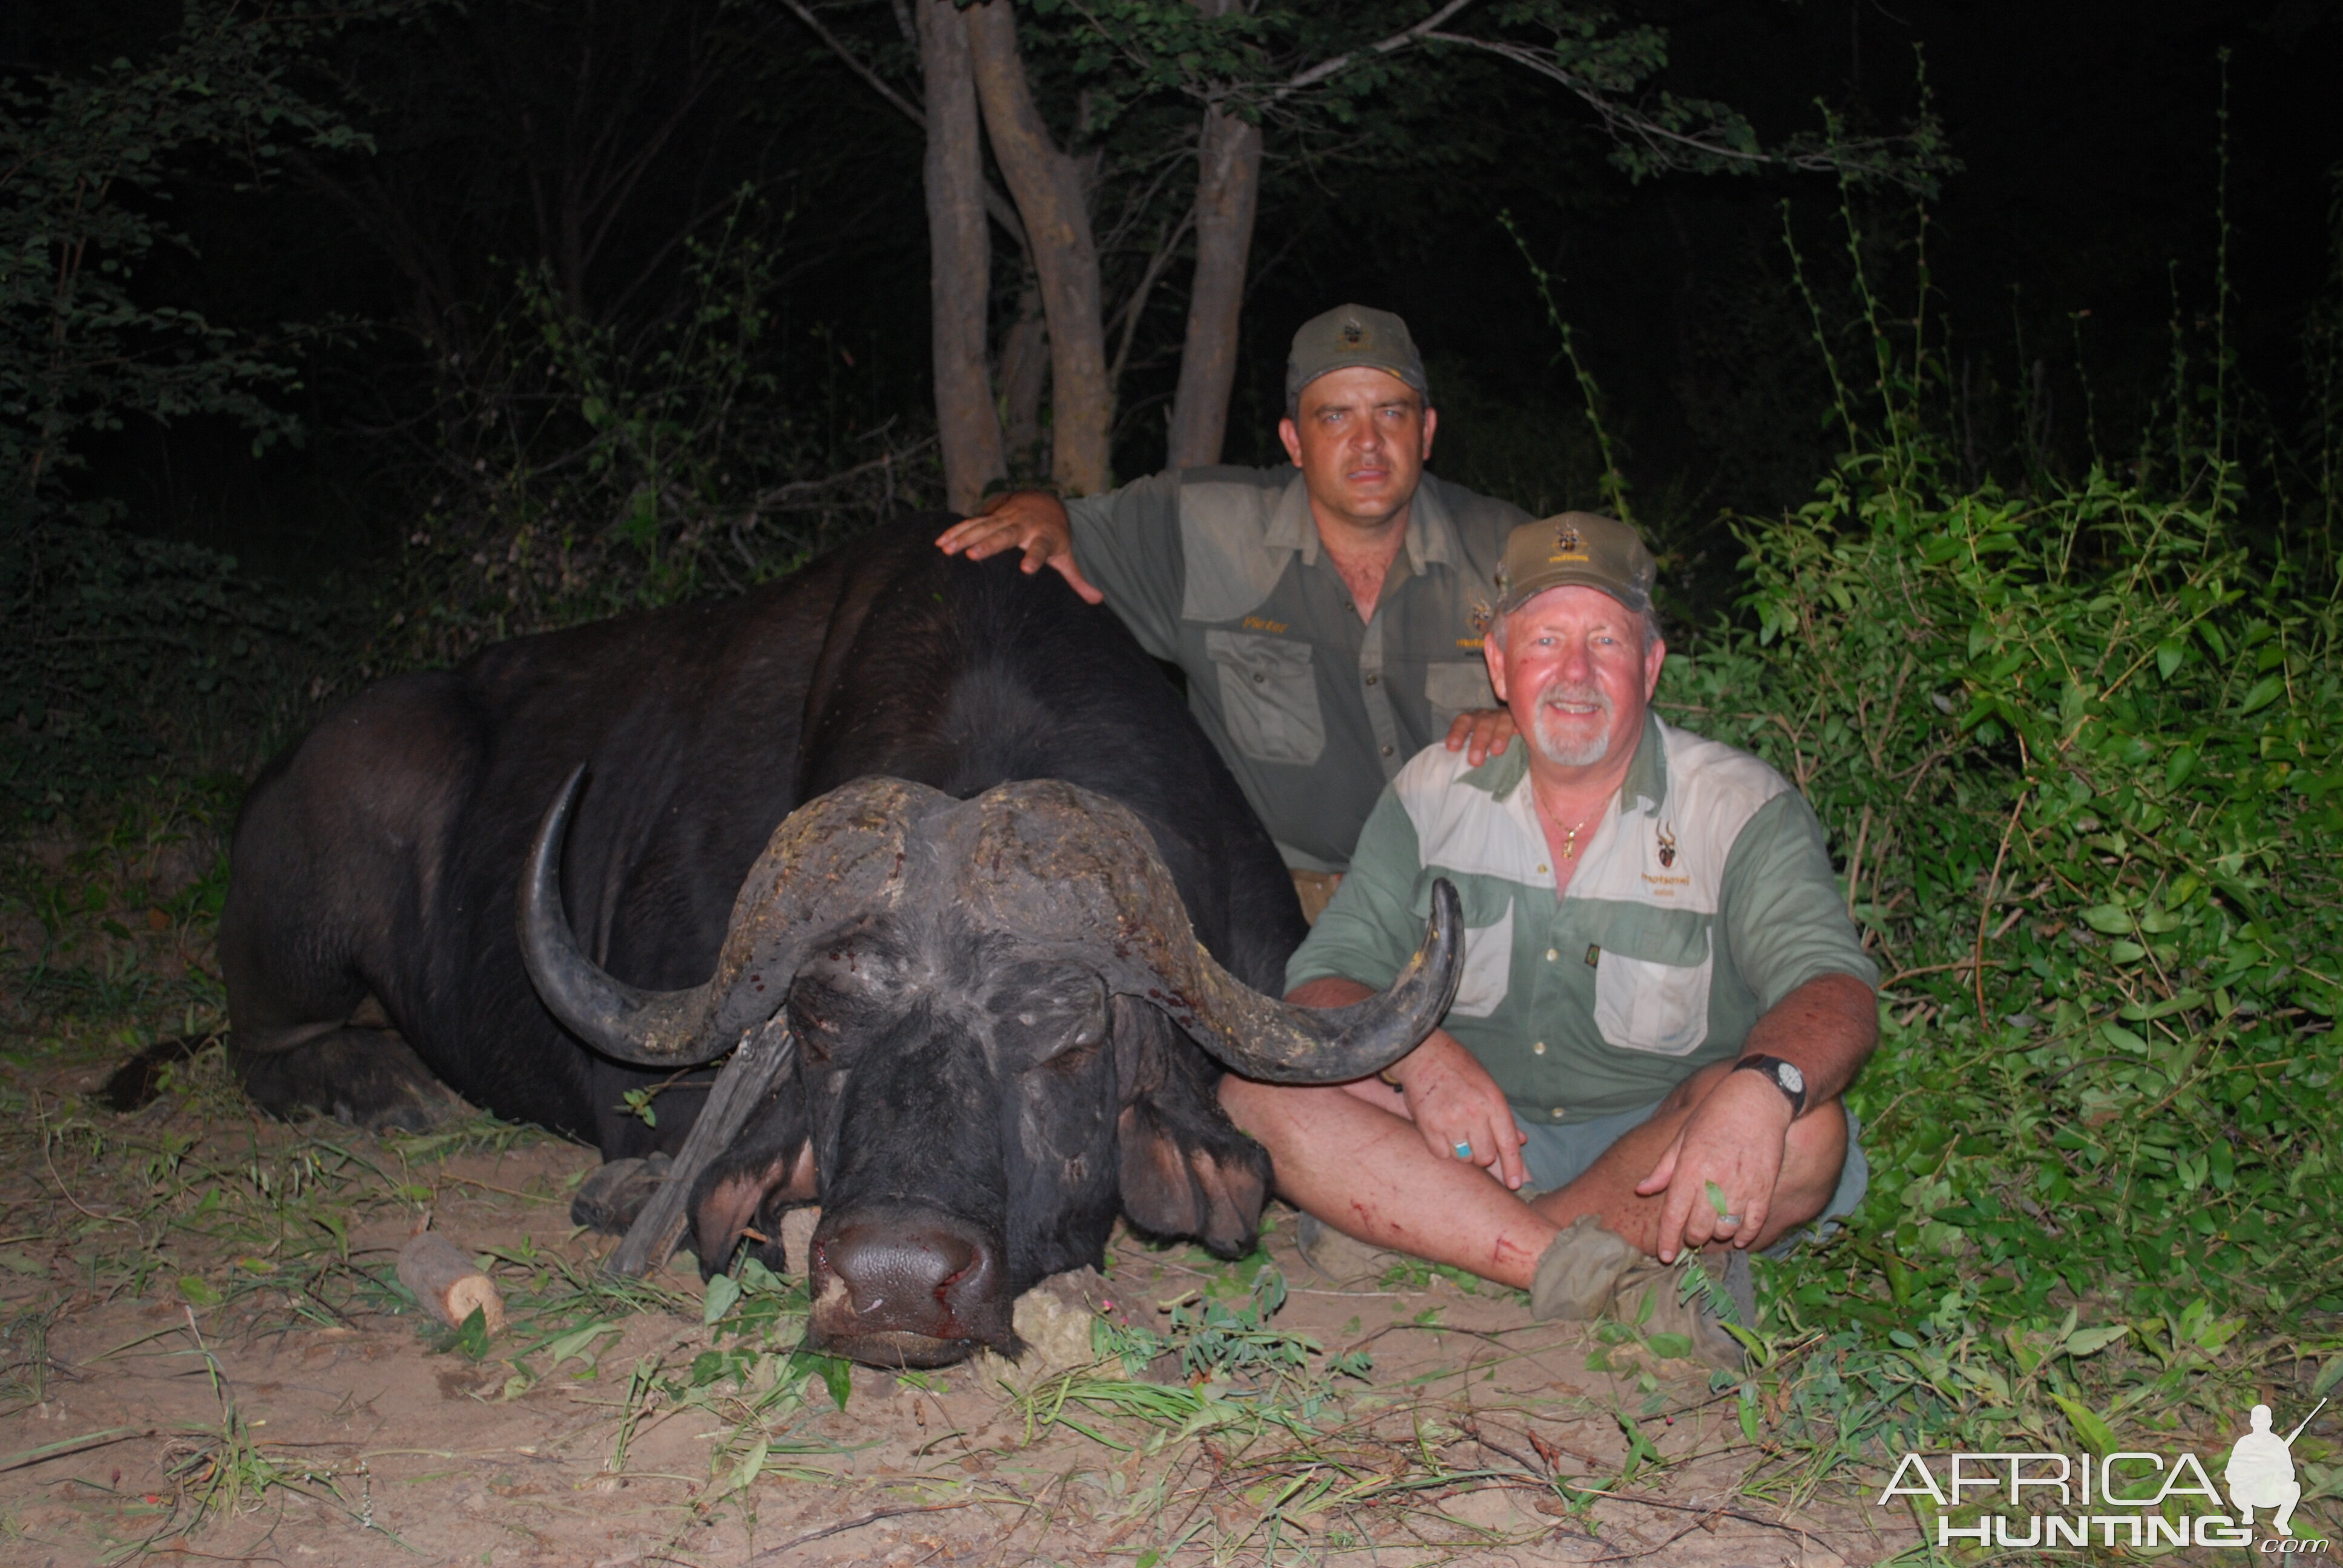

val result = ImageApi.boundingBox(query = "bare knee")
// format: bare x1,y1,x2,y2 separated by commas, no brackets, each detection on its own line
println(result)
1778,1099,1849,1213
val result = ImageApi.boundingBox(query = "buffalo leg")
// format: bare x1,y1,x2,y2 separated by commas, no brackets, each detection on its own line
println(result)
235,1022,465,1132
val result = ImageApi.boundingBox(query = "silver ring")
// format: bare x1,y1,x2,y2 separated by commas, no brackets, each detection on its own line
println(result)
1453,1141,1474,1160
1718,1213,1743,1227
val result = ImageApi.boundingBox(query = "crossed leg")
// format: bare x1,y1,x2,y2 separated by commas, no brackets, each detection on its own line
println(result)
1218,1059,1849,1290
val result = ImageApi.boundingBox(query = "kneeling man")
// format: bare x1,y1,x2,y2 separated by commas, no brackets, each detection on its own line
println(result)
1220,513,1878,1366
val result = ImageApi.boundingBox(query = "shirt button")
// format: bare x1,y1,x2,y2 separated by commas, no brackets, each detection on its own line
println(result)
1253,672,1265,683
1551,1108,1565,1120
1532,1040,1547,1056
1365,673,1379,685
1536,863,1549,875
1545,948,1559,962
1380,744,1394,757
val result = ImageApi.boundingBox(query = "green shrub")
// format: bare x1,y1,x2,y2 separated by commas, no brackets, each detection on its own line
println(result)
1667,440,2339,1338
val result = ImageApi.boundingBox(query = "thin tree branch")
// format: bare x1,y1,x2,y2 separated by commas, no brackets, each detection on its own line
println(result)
775,0,1031,253
1271,0,1483,100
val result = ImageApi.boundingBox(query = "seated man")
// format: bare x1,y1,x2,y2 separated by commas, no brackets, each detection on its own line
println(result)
937,304,1525,918
1219,513,1878,1366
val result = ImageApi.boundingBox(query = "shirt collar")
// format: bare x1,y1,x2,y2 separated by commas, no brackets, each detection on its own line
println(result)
1263,469,1461,575
1464,708,1670,814
1403,474,1459,574
1265,471,1317,563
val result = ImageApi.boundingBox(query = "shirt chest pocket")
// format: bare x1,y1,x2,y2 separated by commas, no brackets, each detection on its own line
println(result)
1424,662,1495,731
1205,630,1325,765
1591,923,1713,1057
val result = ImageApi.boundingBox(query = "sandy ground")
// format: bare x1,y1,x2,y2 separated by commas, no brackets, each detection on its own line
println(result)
0,1101,1918,1568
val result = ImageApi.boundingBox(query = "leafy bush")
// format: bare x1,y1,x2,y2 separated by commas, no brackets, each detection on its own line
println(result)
1,523,343,820
1678,459,2338,1334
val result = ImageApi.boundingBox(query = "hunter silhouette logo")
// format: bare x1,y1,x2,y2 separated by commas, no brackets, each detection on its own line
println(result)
1878,1396,2332,1550
2228,1399,2324,1537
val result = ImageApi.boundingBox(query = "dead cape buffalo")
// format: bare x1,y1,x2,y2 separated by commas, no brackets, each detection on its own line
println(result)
124,518,1460,1366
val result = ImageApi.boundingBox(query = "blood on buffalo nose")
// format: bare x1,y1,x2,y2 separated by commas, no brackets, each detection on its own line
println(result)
805,1205,1005,1364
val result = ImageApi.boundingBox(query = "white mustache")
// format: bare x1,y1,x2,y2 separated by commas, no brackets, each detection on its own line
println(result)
1537,681,1612,717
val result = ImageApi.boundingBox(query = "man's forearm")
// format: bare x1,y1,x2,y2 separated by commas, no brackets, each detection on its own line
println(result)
1735,971,1877,1111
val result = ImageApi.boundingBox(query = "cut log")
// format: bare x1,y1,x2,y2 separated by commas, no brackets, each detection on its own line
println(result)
398,1231,505,1333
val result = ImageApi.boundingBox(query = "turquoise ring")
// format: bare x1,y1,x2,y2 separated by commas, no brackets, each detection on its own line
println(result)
1453,1140,1473,1160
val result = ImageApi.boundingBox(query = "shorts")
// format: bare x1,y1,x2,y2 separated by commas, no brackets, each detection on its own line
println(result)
1514,1096,1869,1258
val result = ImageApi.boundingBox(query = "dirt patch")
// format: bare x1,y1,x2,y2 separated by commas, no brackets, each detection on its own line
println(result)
0,1044,1915,1566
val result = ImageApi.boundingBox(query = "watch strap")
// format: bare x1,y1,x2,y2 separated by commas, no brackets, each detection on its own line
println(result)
1733,1054,1807,1117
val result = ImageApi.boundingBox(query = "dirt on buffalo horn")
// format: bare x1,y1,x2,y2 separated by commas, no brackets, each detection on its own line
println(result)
961,782,1463,1084
519,769,923,1065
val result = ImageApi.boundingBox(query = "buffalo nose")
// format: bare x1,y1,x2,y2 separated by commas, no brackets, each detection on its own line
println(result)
807,1205,1005,1362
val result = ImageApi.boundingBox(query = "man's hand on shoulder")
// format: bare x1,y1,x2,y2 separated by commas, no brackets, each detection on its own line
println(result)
1443,707,1515,765
934,491,1104,604
1634,1070,1795,1262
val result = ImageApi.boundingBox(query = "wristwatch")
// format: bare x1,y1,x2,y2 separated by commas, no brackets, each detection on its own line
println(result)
1734,1054,1807,1117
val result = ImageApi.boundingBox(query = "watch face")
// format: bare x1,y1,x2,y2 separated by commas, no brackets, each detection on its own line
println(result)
1778,1062,1806,1095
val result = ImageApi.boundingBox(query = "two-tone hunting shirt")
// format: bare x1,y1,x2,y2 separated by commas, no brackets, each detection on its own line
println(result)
1286,714,1877,1123
1066,465,1530,871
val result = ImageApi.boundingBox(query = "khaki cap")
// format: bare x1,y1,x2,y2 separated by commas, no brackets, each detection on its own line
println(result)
1285,304,1429,411
1493,512,1656,616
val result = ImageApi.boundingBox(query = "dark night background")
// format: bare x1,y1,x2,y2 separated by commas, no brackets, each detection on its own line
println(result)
10,0,2341,591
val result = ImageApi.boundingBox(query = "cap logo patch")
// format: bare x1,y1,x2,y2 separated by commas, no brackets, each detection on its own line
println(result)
1555,523,1583,551
1340,320,1364,345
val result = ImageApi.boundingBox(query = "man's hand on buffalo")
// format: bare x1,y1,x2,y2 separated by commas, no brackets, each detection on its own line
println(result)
935,492,1104,604
1442,706,1516,766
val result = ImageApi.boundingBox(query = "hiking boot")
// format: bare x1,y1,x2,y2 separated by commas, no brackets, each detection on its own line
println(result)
1607,1247,1752,1371
1529,1214,1640,1320
1293,1212,1409,1287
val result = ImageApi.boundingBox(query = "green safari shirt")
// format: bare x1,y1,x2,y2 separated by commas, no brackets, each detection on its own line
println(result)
1066,466,1530,871
1285,713,1878,1123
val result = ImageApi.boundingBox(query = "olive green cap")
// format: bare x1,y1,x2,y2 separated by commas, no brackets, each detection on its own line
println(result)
1285,304,1429,412
1493,512,1656,616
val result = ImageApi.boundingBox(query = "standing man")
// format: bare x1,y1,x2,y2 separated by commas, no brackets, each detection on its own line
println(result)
937,304,1523,918
1219,514,1879,1365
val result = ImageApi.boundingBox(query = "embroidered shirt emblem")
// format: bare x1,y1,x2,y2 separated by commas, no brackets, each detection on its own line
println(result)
1655,822,1677,868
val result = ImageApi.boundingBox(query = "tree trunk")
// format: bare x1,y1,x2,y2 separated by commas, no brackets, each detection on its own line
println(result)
965,0,1113,497
998,272,1049,475
1165,94,1260,469
917,0,1007,513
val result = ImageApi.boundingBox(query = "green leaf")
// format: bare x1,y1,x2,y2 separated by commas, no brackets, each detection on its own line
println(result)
2082,904,2135,935
2099,1023,2149,1052
2238,675,2285,714
2313,1353,2343,1400
177,1275,221,1307
1645,1331,1694,1359
2065,1324,2131,1356
2155,639,2184,680
2052,1393,2117,1455
703,1271,741,1326
453,1304,491,1361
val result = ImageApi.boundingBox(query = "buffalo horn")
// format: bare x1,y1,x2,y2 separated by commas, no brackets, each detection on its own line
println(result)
1173,878,1463,1083
519,766,724,1064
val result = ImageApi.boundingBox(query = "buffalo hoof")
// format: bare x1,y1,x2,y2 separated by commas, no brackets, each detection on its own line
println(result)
571,1152,672,1234
235,1030,467,1133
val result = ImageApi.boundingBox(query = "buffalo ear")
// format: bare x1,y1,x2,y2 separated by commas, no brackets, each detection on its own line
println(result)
686,1081,814,1281
1114,1001,1269,1256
